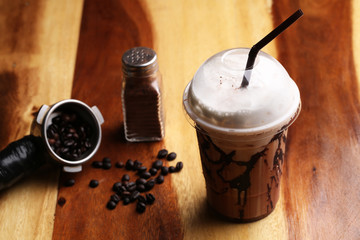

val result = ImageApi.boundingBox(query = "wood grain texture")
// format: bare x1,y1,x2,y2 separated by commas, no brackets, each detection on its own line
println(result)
0,1,83,239
273,1,360,239
2,0,360,239
52,1,183,239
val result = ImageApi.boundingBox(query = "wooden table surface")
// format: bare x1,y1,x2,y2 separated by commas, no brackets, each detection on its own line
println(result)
1,0,360,239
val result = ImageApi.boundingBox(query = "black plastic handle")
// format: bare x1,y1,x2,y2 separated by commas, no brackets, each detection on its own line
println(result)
0,135,45,191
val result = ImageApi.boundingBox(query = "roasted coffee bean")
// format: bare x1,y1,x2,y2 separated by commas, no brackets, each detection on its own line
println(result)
64,179,75,187
130,191,140,202
53,116,61,125
152,160,163,169
126,181,136,188
149,168,158,176
60,127,66,134
65,133,73,139
146,193,155,205
55,140,61,147
156,175,164,184
157,149,168,159
70,113,77,122
68,127,76,134
51,123,59,131
107,200,117,210
111,194,121,204
145,179,155,190
127,182,137,192
137,166,147,173
161,166,169,176
103,157,111,163
122,174,130,182
113,182,122,192
136,201,146,213
57,197,66,207
137,184,146,192
121,191,131,198
102,162,112,170
123,197,130,205
115,161,124,168
64,139,75,147
85,141,92,148
60,147,69,154
53,133,60,140
76,147,82,155
48,138,56,145
169,166,176,173
166,152,177,161
176,161,184,172
92,161,103,168
79,126,86,135
47,125,56,138
125,159,134,170
136,178,147,185
61,113,71,122
89,179,99,188
137,195,146,203
133,160,142,170
118,186,127,194
140,171,151,179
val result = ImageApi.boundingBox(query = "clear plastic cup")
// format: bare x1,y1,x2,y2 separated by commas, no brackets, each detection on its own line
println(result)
183,48,301,222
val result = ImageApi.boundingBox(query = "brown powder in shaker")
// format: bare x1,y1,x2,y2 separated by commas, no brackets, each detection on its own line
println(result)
121,47,165,142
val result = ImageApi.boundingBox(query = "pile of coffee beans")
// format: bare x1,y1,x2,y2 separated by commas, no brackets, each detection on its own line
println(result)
60,149,182,214
47,111,93,161
91,149,182,213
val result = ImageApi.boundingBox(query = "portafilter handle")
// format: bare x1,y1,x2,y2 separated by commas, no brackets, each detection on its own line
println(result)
0,135,45,191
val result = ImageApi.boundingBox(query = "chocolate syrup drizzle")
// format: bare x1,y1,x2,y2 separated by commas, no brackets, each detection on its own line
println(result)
197,129,286,219
270,131,287,187
266,131,286,213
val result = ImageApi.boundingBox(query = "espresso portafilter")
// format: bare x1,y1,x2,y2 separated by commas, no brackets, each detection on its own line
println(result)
0,99,104,191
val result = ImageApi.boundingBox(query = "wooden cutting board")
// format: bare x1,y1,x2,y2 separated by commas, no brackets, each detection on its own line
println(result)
1,0,360,239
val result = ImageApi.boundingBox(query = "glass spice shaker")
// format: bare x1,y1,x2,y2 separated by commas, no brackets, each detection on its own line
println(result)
121,47,165,142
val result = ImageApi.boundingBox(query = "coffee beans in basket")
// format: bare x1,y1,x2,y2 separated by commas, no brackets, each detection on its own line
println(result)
47,111,93,161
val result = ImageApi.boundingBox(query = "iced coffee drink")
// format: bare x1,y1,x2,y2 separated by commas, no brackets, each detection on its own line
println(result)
183,48,301,222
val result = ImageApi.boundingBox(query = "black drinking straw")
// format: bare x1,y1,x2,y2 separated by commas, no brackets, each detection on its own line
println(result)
240,9,303,88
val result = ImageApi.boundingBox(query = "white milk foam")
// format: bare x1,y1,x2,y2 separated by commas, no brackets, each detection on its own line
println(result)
185,48,300,131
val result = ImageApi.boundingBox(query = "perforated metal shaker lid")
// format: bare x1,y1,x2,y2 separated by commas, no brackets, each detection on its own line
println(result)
122,47,157,69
